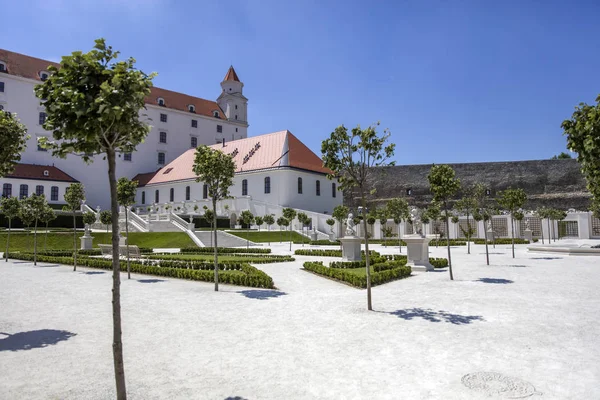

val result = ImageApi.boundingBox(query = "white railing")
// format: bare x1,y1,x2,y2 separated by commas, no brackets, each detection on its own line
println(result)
170,211,205,248
127,209,149,232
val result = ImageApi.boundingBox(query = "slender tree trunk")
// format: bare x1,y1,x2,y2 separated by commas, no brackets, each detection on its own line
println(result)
213,198,219,292
246,224,249,249
398,223,402,253
510,215,515,258
34,219,38,266
547,219,551,244
541,221,544,244
466,213,471,254
73,212,77,271
5,218,10,262
45,222,49,251
106,149,127,400
126,211,130,280
289,223,292,252
444,203,454,280
361,196,372,311
484,219,490,265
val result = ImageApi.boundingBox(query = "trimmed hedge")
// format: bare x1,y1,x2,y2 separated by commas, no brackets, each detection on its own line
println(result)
294,249,381,258
148,254,294,264
179,247,272,254
7,252,274,289
303,261,411,288
473,238,530,245
430,258,449,268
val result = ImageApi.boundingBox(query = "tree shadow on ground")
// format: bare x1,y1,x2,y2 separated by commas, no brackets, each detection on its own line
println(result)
12,261,32,264
238,290,287,300
387,308,484,325
500,264,528,268
36,264,61,268
81,271,105,275
476,278,513,284
137,279,166,283
224,397,248,400
479,252,506,255
0,329,76,352
531,257,563,260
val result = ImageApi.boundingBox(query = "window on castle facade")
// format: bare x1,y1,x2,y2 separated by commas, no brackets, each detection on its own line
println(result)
297,178,303,194
155,190,159,203
203,184,208,199
170,188,174,202
160,113,167,123
124,153,132,162
191,136,198,148
0,82,4,92
191,119,197,128
141,191,146,205
186,186,191,201
51,186,59,201
20,184,28,199
332,183,336,198
36,185,44,196
217,125,222,133
159,131,167,143
2,183,12,198
242,179,248,196
316,180,320,196
158,152,165,165
264,177,271,194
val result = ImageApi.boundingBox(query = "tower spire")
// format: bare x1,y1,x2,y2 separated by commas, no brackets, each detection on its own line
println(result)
223,65,240,82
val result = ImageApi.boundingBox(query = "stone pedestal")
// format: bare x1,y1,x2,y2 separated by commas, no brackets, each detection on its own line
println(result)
80,233,94,250
523,229,533,242
310,231,318,241
486,229,494,241
339,236,362,261
119,235,127,246
403,235,433,272
329,232,335,241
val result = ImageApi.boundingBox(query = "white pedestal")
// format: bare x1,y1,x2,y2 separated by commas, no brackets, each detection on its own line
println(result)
339,236,362,261
119,235,127,246
310,231,318,241
329,232,335,241
403,235,433,271
523,229,533,242
80,234,94,250
486,229,494,241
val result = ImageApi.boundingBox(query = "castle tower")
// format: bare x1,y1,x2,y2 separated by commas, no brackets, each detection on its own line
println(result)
217,66,248,126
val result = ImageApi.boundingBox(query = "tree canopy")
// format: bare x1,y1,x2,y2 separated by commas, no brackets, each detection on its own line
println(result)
0,111,29,177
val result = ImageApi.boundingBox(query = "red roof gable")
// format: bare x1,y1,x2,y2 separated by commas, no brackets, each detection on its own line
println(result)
0,48,227,120
139,131,330,186
223,66,240,82
5,164,78,183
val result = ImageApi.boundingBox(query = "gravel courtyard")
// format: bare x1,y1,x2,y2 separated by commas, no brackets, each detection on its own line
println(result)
1,241,599,399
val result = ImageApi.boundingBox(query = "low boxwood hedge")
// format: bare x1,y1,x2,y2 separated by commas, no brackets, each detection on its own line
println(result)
430,258,449,268
472,238,531,245
294,249,381,258
180,247,271,254
7,252,274,289
303,261,411,288
148,254,294,264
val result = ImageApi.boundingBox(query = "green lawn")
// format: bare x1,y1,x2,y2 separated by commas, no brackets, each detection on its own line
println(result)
148,254,270,262
228,230,308,243
0,231,196,251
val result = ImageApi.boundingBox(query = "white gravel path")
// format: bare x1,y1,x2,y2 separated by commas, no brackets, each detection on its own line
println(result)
1,240,600,399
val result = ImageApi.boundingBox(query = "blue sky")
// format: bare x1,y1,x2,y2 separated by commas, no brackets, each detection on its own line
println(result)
2,0,599,164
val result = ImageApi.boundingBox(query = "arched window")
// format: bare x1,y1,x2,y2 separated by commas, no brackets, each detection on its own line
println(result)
186,186,191,201
155,190,159,203
20,184,28,199
51,186,59,201
39,112,47,125
170,188,174,202
2,183,12,198
157,97,165,106
159,131,167,143
213,111,219,118
203,184,208,199
242,179,248,196
264,177,271,194
0,62,6,72
332,182,336,198
141,191,146,205
39,71,49,81
36,185,44,195
297,177,303,194
316,180,320,196
188,105,195,113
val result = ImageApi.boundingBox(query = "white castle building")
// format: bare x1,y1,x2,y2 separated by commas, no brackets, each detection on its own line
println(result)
0,48,342,241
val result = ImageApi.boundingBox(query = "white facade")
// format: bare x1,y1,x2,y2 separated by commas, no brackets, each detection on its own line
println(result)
0,57,248,210
0,177,72,205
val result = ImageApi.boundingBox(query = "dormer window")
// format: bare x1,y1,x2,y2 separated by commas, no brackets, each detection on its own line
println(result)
0,62,6,73
39,71,49,81
406,188,412,196
213,111,219,118
157,97,165,107
188,105,195,113
43,170,49,177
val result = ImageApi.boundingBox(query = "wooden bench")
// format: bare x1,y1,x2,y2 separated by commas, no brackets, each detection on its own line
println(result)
98,244,142,259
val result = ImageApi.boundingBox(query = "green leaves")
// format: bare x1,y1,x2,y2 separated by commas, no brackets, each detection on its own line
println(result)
117,177,138,207
0,111,29,177
562,94,600,217
282,207,296,222
386,198,410,223
0,196,21,220
239,210,255,226
82,211,97,225
498,188,527,213
427,164,460,203
64,183,86,212
192,145,236,203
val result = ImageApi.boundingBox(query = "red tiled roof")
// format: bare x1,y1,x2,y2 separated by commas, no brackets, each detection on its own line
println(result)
0,48,227,120
132,170,161,187
141,130,330,186
223,66,240,82
5,164,78,183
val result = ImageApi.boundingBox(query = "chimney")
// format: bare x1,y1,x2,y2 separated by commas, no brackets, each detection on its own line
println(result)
222,138,225,147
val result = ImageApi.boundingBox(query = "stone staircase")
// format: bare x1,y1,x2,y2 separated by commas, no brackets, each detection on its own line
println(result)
194,231,254,248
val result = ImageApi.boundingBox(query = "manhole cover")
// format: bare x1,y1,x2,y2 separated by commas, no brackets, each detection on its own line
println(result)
462,372,541,398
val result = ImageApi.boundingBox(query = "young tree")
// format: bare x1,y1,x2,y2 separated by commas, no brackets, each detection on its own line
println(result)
239,210,254,249
386,198,410,254
100,210,112,234
83,211,97,229
192,145,236,292
551,152,572,159
254,215,264,232
297,212,308,246
562,94,600,217
117,177,138,280
277,217,288,243
427,164,460,280
498,188,527,258
425,201,442,246
282,208,297,251
366,212,377,240
21,194,47,266
0,111,29,178
63,183,86,271
35,39,156,399
332,204,349,250
326,218,335,236
0,197,21,261
40,204,56,251
454,186,478,254
322,122,395,311
263,214,275,245
471,183,491,264
534,207,548,244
